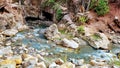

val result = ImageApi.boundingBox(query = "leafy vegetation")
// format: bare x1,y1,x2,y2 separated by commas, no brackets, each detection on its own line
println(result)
79,16,88,24
91,33,102,40
95,0,109,16
43,0,63,21
77,26,85,34
90,0,109,16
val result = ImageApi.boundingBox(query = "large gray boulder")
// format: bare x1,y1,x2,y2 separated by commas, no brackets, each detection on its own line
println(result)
86,33,110,49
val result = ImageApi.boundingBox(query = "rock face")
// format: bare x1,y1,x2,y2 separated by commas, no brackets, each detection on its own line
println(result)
44,24,61,40
24,0,42,17
62,38,79,49
86,33,110,49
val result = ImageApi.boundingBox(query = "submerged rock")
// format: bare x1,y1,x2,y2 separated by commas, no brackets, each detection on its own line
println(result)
85,33,110,49
62,38,79,49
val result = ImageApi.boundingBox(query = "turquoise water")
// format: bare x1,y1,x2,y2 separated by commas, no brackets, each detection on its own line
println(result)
12,27,118,62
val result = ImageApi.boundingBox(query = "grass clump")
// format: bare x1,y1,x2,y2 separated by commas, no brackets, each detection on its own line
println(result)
79,16,88,24
77,26,85,34
91,33,102,40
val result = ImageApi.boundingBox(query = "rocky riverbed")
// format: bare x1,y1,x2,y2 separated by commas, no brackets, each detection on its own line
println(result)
0,0,120,68
0,24,119,68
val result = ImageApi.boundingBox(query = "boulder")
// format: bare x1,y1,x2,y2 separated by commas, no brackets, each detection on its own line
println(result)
55,58,64,65
8,55,22,65
44,24,61,40
62,38,79,49
0,46,13,56
36,62,47,68
73,37,88,46
0,60,16,68
2,29,18,37
16,23,28,31
90,60,106,66
86,33,110,49
60,62,75,68
49,62,60,68
69,58,84,66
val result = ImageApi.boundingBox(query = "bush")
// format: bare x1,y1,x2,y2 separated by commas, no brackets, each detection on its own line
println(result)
77,26,85,34
79,16,88,24
95,0,109,16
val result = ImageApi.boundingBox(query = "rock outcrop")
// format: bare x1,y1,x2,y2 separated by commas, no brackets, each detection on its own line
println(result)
44,24,61,41
85,32,110,49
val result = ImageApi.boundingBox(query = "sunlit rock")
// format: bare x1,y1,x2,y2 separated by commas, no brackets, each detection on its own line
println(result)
2,29,18,37
8,55,22,65
85,32,110,49
36,62,46,68
0,60,16,68
55,58,64,65
60,62,75,68
62,38,79,49
49,62,60,68
44,24,61,40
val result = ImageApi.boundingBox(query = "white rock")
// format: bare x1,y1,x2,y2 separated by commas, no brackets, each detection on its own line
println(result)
49,62,60,68
36,62,46,68
60,62,75,68
8,55,22,65
0,60,16,68
62,38,79,49
2,29,18,36
90,60,106,66
17,24,28,31
73,38,87,46
24,55,38,65
0,46,13,55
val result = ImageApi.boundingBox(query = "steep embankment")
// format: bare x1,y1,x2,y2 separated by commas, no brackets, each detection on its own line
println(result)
86,2,120,35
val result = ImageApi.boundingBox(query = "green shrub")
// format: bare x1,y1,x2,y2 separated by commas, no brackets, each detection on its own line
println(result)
90,0,97,9
91,33,102,40
77,26,85,34
79,16,88,24
95,0,109,16
43,0,62,21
